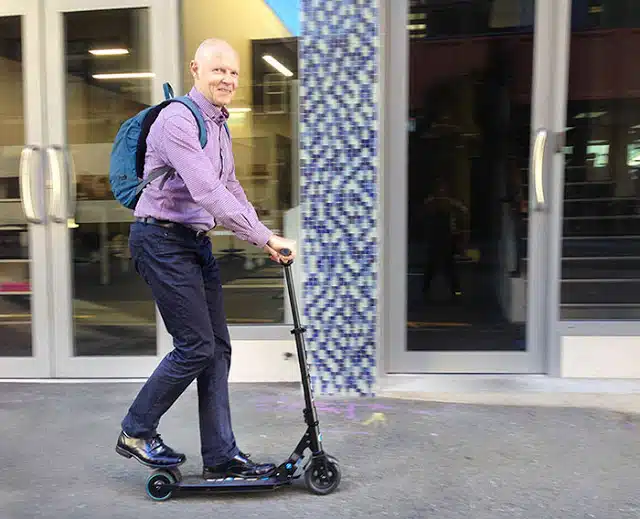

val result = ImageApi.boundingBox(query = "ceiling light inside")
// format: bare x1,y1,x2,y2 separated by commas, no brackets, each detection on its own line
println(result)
89,48,129,56
262,55,293,77
92,72,155,80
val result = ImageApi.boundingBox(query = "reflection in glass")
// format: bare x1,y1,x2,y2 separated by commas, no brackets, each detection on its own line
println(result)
0,16,32,356
406,0,533,351
64,9,157,356
561,112,640,319
558,3,640,320
181,1,299,324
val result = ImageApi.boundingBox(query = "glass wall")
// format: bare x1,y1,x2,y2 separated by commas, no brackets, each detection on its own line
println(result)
180,0,300,324
561,0,640,320
64,8,157,356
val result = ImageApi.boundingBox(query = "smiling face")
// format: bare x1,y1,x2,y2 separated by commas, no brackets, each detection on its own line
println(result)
190,40,239,107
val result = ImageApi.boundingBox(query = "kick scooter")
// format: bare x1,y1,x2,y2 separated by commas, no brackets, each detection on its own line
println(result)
145,249,341,500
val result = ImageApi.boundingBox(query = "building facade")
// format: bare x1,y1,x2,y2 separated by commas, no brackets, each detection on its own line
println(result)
1,0,639,393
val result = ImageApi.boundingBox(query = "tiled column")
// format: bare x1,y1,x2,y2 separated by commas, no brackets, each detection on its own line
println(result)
299,0,379,395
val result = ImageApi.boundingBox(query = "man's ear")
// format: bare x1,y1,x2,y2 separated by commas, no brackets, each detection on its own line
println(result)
190,60,199,80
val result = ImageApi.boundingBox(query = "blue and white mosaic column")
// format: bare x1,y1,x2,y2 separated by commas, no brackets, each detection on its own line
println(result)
299,0,379,395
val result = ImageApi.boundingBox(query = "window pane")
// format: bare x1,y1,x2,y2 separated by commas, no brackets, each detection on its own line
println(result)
408,0,534,39
561,8,640,320
0,16,32,356
407,1,533,351
64,8,157,355
571,0,640,30
180,0,300,324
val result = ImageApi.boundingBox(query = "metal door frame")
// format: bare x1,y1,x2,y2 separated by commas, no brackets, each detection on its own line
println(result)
0,0,51,377
44,0,180,377
381,0,572,374
546,2,640,373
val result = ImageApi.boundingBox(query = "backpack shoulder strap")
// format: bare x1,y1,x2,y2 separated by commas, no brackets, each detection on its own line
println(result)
136,166,172,194
170,96,208,149
134,84,207,195
163,82,175,100
161,81,225,149
137,110,228,195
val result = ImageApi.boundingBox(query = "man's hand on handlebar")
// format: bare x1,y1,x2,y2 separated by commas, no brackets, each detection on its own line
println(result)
264,235,297,263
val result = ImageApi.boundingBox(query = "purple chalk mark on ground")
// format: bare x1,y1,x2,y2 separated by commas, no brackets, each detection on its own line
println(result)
253,396,421,423
316,402,350,415
345,403,357,421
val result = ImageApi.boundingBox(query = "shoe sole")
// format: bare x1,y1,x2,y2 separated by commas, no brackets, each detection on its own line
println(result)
115,445,186,469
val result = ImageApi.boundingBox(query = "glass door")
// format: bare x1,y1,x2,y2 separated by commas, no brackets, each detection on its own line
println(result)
45,0,178,377
554,2,640,343
0,1,51,378
385,0,568,373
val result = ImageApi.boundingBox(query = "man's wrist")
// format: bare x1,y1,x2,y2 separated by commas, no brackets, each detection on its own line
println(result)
253,224,273,249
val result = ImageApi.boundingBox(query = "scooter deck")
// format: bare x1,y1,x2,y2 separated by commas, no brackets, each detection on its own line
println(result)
170,475,292,493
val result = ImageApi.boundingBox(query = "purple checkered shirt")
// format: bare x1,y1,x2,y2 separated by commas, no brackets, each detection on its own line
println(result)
134,87,273,248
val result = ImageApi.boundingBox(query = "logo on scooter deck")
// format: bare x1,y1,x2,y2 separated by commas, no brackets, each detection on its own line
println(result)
204,477,262,483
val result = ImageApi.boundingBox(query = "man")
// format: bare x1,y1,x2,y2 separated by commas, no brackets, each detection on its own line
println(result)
115,38,296,480
504,157,527,277
422,177,467,299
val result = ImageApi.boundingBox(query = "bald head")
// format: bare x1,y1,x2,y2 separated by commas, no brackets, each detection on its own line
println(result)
189,38,240,107
193,38,238,64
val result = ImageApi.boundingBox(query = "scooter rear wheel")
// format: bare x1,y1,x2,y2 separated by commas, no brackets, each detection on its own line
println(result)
304,457,341,495
145,470,175,501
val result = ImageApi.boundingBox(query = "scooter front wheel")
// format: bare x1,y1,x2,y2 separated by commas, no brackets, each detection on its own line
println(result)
304,457,341,495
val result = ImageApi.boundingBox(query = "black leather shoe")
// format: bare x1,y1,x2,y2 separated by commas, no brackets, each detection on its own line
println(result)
115,430,186,468
203,452,276,480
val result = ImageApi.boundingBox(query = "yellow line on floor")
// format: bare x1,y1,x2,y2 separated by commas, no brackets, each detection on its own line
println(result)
0,314,97,319
222,284,282,289
227,318,276,323
407,321,472,327
1,321,154,327
2,311,275,323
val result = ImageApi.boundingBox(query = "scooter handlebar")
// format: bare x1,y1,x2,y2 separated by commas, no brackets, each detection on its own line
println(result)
280,248,293,266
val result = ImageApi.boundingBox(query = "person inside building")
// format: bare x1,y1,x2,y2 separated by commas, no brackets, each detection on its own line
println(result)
422,177,468,299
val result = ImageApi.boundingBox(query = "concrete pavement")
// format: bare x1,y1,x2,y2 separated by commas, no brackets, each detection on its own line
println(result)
0,382,638,519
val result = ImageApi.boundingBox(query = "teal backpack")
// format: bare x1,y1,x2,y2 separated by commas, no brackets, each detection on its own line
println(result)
109,82,227,209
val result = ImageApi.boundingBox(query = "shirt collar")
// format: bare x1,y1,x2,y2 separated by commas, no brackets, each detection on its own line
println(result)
188,86,229,125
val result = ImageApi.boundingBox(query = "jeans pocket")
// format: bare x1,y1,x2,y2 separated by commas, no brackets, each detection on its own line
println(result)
147,227,191,258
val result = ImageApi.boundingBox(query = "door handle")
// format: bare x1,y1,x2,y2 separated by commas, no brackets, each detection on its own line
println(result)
47,146,66,223
47,145,77,223
19,145,45,224
63,147,77,218
531,128,548,212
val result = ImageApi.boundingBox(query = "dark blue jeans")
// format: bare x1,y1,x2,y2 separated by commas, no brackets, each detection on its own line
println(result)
121,221,239,466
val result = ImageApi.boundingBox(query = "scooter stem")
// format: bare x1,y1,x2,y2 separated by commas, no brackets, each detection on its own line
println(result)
281,253,322,454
